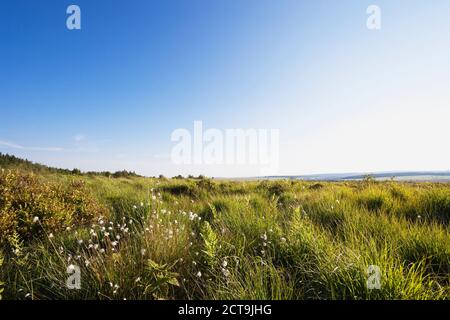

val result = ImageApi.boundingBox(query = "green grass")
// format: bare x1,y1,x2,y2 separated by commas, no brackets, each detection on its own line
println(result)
0,169,449,300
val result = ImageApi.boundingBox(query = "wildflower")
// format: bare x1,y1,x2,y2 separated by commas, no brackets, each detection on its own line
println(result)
261,232,267,241
33,216,39,223
68,264,76,272
221,268,230,277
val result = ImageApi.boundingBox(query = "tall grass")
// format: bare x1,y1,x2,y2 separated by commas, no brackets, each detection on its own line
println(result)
0,170,448,300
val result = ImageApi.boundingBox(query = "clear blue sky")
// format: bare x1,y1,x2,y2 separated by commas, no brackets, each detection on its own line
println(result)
1,1,449,177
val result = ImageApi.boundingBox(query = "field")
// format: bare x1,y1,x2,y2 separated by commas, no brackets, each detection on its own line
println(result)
0,165,449,300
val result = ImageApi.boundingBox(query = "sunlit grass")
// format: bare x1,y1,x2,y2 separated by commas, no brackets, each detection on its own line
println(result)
0,170,449,300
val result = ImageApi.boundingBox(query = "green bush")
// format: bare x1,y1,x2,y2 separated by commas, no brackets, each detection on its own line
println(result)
0,170,108,247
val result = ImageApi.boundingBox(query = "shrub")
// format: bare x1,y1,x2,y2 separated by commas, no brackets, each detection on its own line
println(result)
267,182,288,197
0,170,108,247
161,183,196,197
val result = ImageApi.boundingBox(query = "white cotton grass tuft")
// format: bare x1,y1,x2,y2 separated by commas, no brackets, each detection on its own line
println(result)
221,268,230,277
68,264,76,272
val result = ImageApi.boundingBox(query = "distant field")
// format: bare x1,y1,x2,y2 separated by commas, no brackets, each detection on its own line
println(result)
0,165,449,300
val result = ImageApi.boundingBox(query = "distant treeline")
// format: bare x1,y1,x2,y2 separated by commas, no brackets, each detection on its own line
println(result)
0,153,141,178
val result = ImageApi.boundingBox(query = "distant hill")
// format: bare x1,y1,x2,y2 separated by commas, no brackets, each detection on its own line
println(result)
2,152,449,182
262,171,450,182
0,152,71,174
0,153,142,178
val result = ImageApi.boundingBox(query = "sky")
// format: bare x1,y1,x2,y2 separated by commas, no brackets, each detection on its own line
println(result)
1,0,449,177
